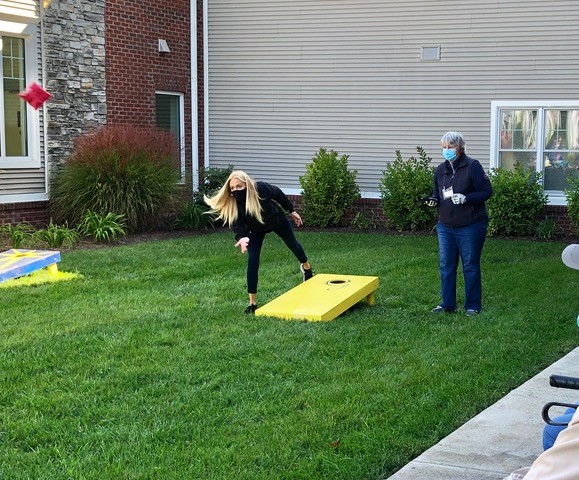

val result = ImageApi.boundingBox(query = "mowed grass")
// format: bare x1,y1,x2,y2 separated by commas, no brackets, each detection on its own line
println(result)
0,231,577,480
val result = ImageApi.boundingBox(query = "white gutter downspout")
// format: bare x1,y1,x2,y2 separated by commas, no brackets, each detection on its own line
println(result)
190,0,199,192
203,0,209,171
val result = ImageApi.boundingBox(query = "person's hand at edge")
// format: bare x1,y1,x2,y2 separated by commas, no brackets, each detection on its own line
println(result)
235,237,249,253
421,196,439,207
290,211,303,226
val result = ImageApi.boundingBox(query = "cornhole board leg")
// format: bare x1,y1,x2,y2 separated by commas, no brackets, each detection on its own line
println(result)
46,263,59,275
255,273,379,322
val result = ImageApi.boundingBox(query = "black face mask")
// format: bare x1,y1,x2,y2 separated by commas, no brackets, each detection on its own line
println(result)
232,189,247,203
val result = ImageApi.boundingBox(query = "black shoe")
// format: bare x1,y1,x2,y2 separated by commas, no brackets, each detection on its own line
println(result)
300,264,313,282
431,305,456,313
244,304,257,314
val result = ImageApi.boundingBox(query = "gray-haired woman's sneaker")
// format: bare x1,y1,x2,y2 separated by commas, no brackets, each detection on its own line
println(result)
431,305,456,313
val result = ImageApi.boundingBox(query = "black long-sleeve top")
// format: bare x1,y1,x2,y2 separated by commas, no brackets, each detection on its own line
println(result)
233,181,295,240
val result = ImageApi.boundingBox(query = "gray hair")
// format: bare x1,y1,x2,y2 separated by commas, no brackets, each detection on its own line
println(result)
440,131,465,151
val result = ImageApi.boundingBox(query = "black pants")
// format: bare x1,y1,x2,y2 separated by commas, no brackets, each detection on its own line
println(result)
246,216,308,294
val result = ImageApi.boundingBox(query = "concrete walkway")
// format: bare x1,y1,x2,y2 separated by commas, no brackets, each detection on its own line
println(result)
385,347,579,480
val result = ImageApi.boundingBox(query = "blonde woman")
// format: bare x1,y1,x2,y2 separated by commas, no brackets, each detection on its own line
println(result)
205,171,312,314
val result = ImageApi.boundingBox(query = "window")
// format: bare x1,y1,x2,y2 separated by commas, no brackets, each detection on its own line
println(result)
0,23,39,169
2,36,27,157
491,102,579,205
155,91,185,182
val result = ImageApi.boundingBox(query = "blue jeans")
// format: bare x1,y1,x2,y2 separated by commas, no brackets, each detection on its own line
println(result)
543,405,577,450
436,220,488,312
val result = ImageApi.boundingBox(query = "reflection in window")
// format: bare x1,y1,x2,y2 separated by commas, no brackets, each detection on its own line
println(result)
2,36,27,157
543,109,579,191
155,92,184,178
498,109,537,171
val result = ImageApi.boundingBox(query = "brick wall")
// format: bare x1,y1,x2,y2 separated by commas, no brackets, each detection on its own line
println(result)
105,0,195,186
0,202,50,228
288,196,577,237
547,205,576,236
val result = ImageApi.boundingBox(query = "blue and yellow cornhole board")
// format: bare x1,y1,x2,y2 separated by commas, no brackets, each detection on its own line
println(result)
0,249,61,283
255,274,379,322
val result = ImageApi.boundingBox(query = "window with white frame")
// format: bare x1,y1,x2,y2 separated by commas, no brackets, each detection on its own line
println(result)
0,23,40,168
155,91,185,182
491,101,579,205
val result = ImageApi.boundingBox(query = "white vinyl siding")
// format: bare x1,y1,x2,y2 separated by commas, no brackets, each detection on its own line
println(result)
0,0,37,23
206,0,579,195
0,1,45,201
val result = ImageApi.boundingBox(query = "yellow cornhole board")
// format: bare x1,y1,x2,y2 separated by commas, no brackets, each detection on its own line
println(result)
255,274,378,322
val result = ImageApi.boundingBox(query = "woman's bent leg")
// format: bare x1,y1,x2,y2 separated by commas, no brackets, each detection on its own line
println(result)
274,216,308,264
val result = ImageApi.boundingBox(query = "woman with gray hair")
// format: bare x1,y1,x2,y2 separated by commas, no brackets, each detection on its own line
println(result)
425,131,493,316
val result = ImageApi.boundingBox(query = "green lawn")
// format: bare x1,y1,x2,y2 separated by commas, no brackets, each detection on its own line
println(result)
0,231,577,480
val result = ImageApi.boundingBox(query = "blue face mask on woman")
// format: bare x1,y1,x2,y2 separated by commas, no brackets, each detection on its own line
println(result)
442,148,457,161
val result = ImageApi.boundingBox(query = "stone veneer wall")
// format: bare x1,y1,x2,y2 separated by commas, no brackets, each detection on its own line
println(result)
42,0,107,166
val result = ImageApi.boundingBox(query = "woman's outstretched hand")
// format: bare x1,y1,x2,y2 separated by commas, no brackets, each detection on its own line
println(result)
235,237,250,253
290,211,303,227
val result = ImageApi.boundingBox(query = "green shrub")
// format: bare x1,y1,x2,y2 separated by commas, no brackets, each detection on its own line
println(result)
565,176,579,234
174,202,215,230
487,167,548,236
0,222,35,248
351,211,377,230
34,220,79,249
535,216,562,240
379,147,435,231
77,210,126,242
50,125,180,233
299,148,360,227
195,164,235,202
181,164,234,230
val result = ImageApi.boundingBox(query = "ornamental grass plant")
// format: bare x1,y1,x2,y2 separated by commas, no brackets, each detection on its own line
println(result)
0,232,577,480
50,125,180,233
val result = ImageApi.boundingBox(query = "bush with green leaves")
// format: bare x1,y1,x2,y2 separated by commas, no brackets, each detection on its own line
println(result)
195,164,235,202
379,147,435,231
34,220,79,249
299,148,360,227
177,164,234,230
565,175,579,234
50,125,180,233
535,216,562,240
174,202,215,230
486,166,548,236
0,222,35,248
350,211,377,230
77,210,126,242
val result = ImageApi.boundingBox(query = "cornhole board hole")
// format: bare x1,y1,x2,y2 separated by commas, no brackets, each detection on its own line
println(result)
0,249,61,283
255,274,379,322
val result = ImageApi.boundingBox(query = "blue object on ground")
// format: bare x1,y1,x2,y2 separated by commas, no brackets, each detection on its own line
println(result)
0,249,61,283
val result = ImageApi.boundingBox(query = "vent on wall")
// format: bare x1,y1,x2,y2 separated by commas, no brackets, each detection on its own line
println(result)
158,39,170,53
421,46,440,61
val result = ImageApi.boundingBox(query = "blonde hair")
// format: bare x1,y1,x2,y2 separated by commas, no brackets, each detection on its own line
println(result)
204,170,264,227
